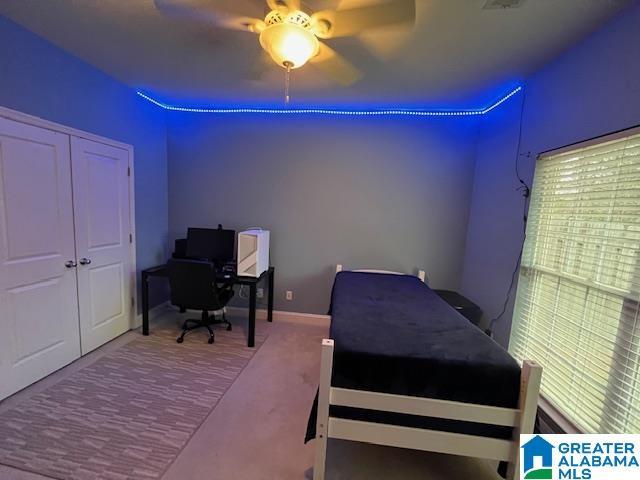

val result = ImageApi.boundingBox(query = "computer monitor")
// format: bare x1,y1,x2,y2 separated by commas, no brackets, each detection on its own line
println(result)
186,227,235,264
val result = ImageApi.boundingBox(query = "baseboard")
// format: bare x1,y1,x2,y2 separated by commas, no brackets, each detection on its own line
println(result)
138,303,330,328
133,301,171,329
225,306,330,327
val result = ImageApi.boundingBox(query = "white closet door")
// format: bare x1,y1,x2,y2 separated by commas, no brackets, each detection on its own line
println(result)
71,137,132,354
0,117,81,400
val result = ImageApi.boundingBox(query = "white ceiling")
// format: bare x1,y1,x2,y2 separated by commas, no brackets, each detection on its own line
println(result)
0,0,633,107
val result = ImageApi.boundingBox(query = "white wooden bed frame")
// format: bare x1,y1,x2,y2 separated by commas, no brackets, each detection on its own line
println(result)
313,266,542,480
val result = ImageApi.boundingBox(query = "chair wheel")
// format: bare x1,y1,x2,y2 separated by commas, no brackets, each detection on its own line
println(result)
176,337,184,344
226,324,232,331
207,336,214,344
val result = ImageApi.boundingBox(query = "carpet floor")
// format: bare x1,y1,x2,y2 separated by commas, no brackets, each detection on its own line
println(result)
0,322,264,480
0,309,502,480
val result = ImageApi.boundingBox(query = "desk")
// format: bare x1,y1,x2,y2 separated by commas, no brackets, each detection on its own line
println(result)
141,265,274,347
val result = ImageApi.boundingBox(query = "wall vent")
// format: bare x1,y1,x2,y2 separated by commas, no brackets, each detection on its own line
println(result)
483,0,526,9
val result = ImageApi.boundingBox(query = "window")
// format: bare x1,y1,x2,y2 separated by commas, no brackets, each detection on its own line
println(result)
509,127,640,433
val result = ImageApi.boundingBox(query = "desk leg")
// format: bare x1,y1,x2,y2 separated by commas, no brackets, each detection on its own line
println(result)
142,272,150,336
248,284,256,348
267,268,274,323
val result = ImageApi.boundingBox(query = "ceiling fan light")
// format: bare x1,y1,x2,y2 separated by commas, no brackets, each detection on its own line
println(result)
259,22,319,69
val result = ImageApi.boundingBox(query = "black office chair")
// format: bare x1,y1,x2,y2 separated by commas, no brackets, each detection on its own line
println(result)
167,258,234,344
172,238,187,259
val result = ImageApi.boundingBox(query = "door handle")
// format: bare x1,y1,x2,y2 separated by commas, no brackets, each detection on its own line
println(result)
79,258,92,265
65,260,77,268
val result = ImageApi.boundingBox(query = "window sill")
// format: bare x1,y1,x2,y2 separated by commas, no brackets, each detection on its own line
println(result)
538,396,584,434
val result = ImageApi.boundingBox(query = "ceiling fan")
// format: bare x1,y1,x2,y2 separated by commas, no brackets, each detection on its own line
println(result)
155,0,416,102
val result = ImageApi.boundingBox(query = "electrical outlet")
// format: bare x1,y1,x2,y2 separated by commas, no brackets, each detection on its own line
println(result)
286,290,293,301
257,288,264,299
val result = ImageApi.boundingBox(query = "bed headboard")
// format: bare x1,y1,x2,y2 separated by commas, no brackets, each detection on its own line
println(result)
336,264,427,283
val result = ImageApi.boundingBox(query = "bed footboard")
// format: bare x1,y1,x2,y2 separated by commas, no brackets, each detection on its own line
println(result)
313,339,542,480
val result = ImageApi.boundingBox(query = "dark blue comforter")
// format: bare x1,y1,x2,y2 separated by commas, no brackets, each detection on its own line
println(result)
305,271,521,442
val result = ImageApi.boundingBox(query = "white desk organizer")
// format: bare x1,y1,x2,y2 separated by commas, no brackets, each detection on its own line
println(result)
237,229,270,277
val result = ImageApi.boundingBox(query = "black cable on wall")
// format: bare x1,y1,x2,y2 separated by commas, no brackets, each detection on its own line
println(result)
486,86,531,337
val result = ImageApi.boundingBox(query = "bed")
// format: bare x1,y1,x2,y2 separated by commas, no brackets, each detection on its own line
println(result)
307,266,541,480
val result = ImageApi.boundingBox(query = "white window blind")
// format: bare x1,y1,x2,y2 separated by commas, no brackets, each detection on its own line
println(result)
509,128,640,434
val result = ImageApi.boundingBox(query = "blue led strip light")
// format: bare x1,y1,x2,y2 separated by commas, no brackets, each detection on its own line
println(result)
136,86,522,116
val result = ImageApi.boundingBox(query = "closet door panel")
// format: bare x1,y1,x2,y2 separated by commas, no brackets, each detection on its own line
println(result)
71,137,132,354
0,117,81,400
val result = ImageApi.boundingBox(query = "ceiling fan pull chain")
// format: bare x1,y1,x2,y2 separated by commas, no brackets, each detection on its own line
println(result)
284,61,292,105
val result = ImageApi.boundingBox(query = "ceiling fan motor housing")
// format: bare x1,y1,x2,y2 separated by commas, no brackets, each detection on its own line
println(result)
264,10,285,26
483,0,526,9
264,9,313,29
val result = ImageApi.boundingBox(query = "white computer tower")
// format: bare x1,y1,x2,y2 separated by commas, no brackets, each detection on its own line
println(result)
237,229,270,277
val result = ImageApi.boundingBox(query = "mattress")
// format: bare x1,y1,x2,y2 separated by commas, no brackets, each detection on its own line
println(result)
305,271,521,442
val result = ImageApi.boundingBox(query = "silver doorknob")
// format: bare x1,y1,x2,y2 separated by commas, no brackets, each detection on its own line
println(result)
65,260,77,268
79,258,92,265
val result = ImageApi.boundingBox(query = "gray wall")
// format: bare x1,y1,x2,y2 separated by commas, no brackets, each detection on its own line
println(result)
461,4,640,347
167,113,480,313
0,15,170,309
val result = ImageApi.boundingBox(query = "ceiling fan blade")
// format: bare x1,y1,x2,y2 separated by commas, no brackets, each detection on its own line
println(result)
309,42,362,86
312,0,415,38
266,0,301,12
155,0,264,33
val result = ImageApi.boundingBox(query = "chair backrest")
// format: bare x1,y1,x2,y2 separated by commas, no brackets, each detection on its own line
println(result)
167,258,224,311
172,238,187,258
